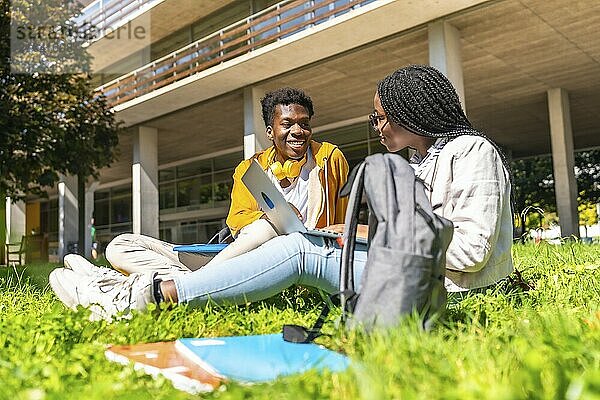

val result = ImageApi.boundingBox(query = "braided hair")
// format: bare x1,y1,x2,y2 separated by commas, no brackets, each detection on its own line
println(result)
377,64,514,208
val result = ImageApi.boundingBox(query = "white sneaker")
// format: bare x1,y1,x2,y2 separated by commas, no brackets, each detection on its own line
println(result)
49,268,81,310
49,267,157,321
63,253,124,279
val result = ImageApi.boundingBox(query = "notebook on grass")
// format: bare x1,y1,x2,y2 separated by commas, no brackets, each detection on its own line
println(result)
105,334,349,394
105,341,222,393
175,333,349,383
242,160,367,245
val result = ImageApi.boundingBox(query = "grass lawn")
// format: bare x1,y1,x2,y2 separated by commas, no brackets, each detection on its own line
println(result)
1,241,599,399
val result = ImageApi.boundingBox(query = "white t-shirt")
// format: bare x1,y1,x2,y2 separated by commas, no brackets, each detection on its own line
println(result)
266,148,315,225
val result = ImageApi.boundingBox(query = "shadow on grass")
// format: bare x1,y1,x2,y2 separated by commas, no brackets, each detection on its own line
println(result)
0,263,58,291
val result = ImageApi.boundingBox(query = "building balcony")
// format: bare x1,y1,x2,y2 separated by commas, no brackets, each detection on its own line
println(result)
77,0,160,40
80,0,238,73
97,0,489,126
97,0,377,108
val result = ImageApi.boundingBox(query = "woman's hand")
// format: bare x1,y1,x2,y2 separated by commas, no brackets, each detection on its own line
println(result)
323,224,369,239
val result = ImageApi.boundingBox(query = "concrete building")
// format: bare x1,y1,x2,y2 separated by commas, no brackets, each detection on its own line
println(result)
7,0,600,261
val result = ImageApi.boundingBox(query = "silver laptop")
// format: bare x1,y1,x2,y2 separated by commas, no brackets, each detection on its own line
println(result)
241,160,367,244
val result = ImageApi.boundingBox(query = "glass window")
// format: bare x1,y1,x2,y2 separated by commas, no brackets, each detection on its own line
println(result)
177,159,212,179
177,175,212,208
111,195,131,224
94,199,110,226
112,186,131,197
112,223,132,234
176,178,192,208
180,221,198,244
175,218,225,244
214,151,242,171
197,220,224,243
159,226,173,243
314,123,370,147
159,168,176,182
159,182,176,210
338,140,377,171
213,170,234,203
280,4,309,38
334,0,353,17
95,191,109,200
315,122,396,171
159,151,239,213
251,15,278,46
40,199,59,241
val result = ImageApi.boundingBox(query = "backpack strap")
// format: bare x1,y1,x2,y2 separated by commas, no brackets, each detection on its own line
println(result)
282,162,366,343
339,161,366,320
282,290,357,343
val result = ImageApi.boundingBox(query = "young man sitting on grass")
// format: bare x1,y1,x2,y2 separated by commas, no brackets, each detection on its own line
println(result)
56,86,348,283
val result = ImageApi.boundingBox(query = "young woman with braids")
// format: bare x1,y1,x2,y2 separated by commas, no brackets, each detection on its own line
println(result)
49,65,513,320
371,65,513,292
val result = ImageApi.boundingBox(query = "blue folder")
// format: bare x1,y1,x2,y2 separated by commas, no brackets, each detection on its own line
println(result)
175,334,350,382
173,243,228,253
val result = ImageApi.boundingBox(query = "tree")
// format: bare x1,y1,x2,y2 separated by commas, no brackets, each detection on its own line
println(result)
575,149,600,205
512,149,600,237
511,155,555,236
1,0,120,260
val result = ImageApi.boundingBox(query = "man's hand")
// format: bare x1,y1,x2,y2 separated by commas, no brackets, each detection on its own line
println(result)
288,203,303,221
261,203,302,222
323,224,369,240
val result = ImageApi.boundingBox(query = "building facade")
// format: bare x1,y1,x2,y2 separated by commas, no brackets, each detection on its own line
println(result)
6,0,600,261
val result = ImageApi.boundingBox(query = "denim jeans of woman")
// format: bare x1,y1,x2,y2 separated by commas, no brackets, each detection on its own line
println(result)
173,232,368,308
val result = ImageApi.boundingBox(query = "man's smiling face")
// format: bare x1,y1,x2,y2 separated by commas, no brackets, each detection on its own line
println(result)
268,103,312,161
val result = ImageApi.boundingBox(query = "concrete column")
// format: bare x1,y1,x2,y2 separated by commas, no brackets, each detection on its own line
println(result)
547,88,579,238
243,86,269,159
84,181,99,258
428,21,466,112
58,175,78,260
6,198,26,244
132,126,159,237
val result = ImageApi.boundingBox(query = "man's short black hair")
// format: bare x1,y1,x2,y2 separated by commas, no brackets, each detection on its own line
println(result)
260,87,314,127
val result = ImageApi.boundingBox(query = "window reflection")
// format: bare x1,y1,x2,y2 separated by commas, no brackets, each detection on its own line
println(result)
160,151,242,213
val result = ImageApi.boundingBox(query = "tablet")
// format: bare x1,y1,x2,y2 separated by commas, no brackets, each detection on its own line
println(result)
173,244,228,253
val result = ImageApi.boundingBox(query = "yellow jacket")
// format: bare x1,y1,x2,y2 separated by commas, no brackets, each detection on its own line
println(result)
226,141,349,237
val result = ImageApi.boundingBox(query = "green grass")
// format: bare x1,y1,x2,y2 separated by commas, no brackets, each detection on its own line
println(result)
1,242,599,399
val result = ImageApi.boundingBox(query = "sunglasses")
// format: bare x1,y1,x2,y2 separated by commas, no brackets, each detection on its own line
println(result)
368,111,387,131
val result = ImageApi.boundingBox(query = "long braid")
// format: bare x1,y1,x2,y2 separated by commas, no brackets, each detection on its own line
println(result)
377,64,515,213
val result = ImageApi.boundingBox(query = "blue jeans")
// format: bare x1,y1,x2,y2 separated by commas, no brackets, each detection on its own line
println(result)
173,232,368,308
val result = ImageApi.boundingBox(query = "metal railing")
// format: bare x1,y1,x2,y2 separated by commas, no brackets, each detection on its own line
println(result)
76,0,159,40
97,0,377,107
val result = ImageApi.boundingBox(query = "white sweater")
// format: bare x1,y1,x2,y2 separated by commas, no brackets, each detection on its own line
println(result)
411,136,514,292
